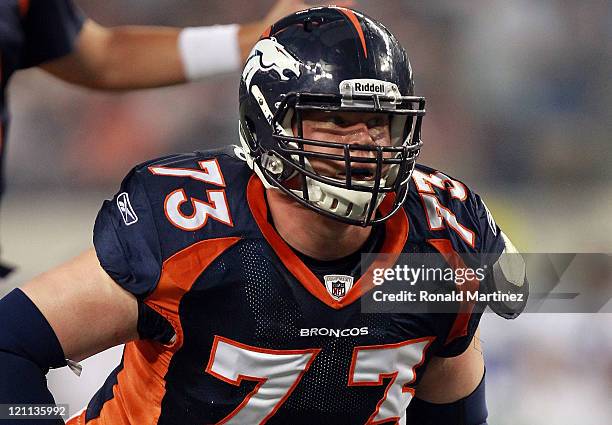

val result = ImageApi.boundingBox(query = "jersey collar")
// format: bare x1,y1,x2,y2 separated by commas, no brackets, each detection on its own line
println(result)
247,175,408,309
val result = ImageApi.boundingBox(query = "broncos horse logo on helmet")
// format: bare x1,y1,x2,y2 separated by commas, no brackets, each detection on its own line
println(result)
242,37,302,90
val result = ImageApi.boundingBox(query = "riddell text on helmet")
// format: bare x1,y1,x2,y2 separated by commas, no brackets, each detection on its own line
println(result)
353,82,385,93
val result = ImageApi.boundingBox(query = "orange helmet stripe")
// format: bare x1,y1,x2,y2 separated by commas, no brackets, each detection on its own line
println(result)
336,8,368,58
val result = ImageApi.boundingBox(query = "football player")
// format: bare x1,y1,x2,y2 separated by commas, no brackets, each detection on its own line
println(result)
0,7,526,425
0,0,338,275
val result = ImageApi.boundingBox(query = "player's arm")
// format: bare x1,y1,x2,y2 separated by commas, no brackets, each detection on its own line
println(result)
405,330,488,425
40,0,345,90
21,249,138,361
0,249,137,406
40,20,186,90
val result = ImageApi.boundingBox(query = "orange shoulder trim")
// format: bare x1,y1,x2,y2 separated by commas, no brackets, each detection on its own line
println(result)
427,239,480,345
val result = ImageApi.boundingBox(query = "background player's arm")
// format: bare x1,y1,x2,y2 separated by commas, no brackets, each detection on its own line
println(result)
21,248,138,362
40,0,347,90
40,20,185,90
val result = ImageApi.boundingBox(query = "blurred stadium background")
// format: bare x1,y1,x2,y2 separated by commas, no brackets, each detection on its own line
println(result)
0,0,610,423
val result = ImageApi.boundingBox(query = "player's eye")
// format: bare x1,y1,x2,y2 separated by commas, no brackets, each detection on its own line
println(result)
366,116,388,128
329,116,348,126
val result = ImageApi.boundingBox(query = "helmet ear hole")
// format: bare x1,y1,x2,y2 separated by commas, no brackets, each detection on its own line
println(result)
241,116,259,153
245,116,256,137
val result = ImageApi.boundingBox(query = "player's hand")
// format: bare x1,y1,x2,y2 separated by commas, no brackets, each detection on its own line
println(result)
262,0,355,27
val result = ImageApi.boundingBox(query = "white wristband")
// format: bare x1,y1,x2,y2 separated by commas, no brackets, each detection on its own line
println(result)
178,24,241,81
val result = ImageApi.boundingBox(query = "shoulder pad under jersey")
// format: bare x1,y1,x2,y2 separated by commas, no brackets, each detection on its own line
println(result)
93,145,259,298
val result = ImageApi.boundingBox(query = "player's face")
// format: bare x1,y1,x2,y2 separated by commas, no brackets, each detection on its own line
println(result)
295,111,393,182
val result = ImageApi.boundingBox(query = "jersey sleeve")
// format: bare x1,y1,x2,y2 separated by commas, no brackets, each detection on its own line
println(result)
435,304,486,358
469,192,505,256
93,169,162,299
436,191,508,357
21,0,85,68
470,191,528,319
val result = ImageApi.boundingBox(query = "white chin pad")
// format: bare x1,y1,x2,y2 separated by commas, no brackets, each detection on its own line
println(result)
287,157,390,221
291,176,386,221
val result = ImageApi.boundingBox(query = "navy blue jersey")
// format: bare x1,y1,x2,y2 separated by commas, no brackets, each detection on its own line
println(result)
79,146,506,425
0,0,84,190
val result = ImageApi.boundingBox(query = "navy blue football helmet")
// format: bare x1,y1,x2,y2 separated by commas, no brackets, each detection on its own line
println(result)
239,7,425,226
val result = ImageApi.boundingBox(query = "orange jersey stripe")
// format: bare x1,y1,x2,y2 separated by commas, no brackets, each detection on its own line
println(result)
341,194,408,306
67,409,86,425
18,0,30,16
427,238,480,345
69,237,241,424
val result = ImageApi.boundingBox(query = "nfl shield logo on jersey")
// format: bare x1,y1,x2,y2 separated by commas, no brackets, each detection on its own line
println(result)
324,275,354,301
